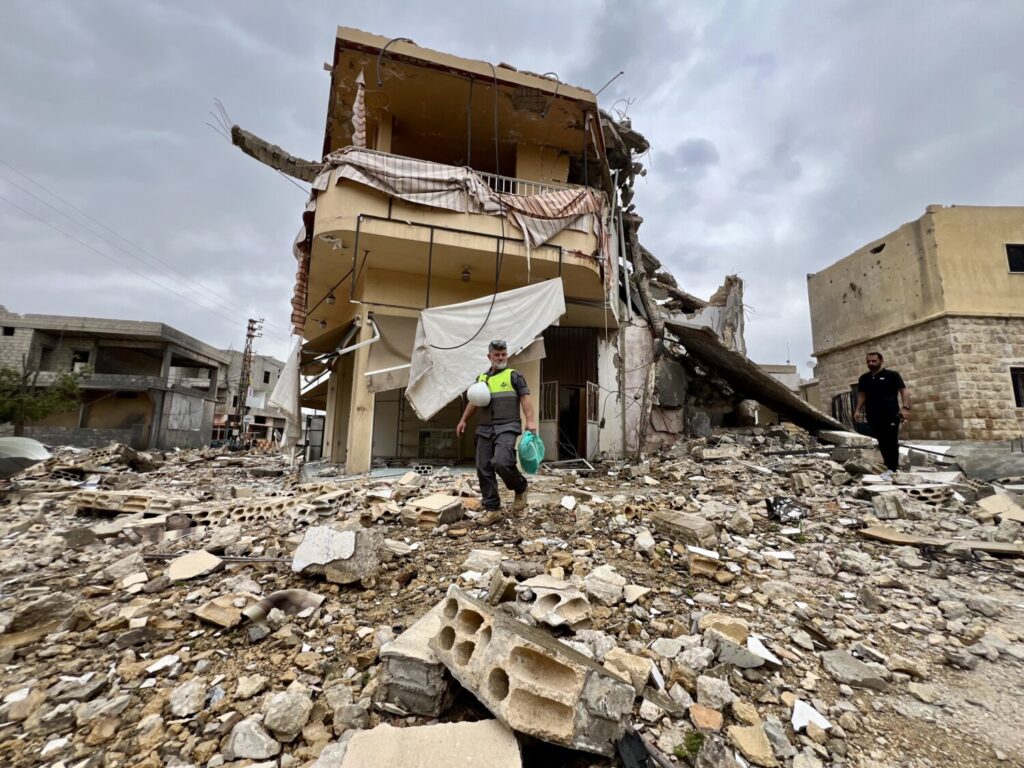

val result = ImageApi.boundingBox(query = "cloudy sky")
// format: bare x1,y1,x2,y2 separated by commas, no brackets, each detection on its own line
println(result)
2,1,1021,372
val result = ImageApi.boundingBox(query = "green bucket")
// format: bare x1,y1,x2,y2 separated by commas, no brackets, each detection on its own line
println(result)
519,431,545,474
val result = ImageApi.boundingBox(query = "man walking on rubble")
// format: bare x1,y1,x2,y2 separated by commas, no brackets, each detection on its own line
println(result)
854,351,911,480
456,340,537,525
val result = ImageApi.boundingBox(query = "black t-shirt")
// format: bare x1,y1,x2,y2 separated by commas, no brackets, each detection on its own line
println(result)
858,369,906,421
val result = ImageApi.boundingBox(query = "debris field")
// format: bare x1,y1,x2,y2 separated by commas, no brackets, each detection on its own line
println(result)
2,432,1024,768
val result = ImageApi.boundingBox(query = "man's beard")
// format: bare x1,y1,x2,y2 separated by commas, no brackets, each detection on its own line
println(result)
867,364,880,372
493,361,508,370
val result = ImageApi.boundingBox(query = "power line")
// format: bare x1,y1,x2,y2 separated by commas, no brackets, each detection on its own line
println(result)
0,159,292,336
0,192,278,338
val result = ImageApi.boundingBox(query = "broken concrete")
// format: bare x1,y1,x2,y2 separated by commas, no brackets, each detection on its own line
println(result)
650,509,718,549
376,601,454,717
339,719,521,768
291,523,382,584
428,587,634,755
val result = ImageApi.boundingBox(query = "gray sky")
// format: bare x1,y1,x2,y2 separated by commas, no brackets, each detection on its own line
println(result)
2,1,1022,372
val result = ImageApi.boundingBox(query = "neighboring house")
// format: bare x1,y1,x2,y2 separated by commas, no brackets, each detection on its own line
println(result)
759,364,801,392
208,351,287,443
807,204,1024,440
0,307,227,449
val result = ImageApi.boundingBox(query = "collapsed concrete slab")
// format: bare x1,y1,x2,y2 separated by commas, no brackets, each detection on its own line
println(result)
291,523,382,584
428,587,634,756
375,602,454,717
339,719,521,768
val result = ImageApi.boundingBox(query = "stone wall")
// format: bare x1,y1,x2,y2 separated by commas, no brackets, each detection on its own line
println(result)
946,316,1024,440
816,315,1024,440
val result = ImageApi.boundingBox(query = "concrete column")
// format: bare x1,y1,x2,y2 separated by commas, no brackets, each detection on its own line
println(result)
160,345,174,383
147,389,166,450
345,308,376,473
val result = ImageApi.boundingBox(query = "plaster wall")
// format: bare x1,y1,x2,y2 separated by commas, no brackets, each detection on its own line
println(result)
931,206,1024,317
808,213,943,355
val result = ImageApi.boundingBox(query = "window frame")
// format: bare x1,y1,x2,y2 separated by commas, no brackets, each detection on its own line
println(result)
1011,366,1024,408
1006,244,1024,274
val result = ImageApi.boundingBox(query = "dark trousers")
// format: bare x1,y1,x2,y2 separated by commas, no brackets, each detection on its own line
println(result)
475,431,527,510
869,417,901,471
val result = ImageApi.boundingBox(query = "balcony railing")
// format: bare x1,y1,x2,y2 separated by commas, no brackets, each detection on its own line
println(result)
350,146,578,199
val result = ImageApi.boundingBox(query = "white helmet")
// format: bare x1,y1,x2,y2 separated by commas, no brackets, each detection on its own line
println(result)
467,381,491,407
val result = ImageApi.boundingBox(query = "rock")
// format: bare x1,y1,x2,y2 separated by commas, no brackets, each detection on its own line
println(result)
650,509,718,548
634,529,657,555
872,493,904,520
193,594,246,628
820,650,890,691
6,592,75,632
236,675,268,700
169,677,206,717
727,510,754,535
583,564,626,606
698,613,749,644
944,646,979,670
727,724,778,767
697,675,736,710
604,647,652,694
763,716,796,759
793,753,824,768
907,682,940,704
680,646,716,672
263,687,314,741
704,629,764,669
651,637,684,659
887,654,928,679
690,703,723,731
462,549,502,572
731,699,761,726
167,550,223,581
225,717,281,760
623,584,651,604
639,698,664,722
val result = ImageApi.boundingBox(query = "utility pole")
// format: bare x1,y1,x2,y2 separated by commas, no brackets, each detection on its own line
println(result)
232,317,263,444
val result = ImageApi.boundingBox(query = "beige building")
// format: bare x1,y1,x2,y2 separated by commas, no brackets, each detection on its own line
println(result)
808,205,1024,440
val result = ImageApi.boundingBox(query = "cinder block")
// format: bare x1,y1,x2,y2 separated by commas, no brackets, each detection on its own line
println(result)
376,602,454,717
428,587,634,755
649,509,717,549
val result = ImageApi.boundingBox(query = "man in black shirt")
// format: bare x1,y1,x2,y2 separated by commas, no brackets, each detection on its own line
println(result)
854,352,911,477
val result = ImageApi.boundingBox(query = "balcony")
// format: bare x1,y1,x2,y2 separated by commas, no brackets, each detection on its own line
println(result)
303,148,615,339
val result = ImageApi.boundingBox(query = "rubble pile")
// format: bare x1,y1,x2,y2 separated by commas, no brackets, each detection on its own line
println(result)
2,433,1024,768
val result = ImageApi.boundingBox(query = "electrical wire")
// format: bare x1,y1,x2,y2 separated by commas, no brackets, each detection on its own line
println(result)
428,62,505,351
0,160,291,338
0,192,281,338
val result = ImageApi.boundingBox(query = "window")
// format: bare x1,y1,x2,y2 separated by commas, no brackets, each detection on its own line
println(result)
1013,367,1024,408
1007,244,1024,273
2,327,14,336
263,370,271,384
232,395,238,408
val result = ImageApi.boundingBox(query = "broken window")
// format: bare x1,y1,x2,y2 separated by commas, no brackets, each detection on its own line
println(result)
2,326,14,336
1012,367,1024,408
71,350,91,372
263,370,272,384
1007,244,1024,273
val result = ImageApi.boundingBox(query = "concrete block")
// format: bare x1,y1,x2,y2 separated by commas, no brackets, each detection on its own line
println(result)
429,587,634,755
650,509,717,549
376,602,454,717
402,494,465,528
694,445,744,461
340,719,520,768
516,575,592,630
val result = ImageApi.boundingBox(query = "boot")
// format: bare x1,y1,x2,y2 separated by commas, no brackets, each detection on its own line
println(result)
512,489,528,512
477,508,503,526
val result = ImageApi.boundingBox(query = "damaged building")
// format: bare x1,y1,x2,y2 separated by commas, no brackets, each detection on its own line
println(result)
808,205,1024,440
0,308,226,449
231,27,840,471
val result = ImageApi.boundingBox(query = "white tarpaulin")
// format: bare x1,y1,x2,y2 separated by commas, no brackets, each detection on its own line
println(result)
268,339,303,449
405,279,566,420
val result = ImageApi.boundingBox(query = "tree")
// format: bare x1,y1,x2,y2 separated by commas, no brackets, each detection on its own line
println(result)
0,356,83,436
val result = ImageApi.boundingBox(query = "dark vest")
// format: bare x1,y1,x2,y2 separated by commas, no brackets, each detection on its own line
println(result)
477,368,520,425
